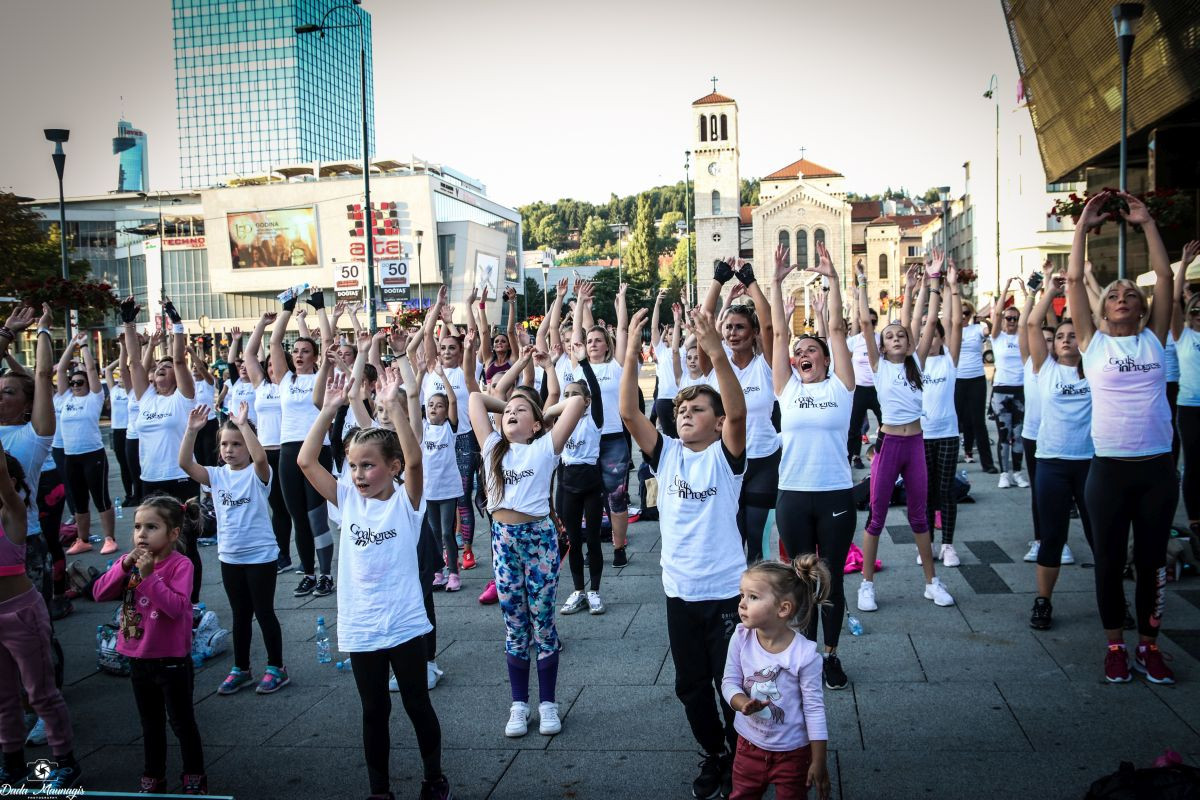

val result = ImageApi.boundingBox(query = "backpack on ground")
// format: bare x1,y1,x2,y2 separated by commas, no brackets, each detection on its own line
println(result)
1085,759,1200,799
96,608,131,677
191,608,230,664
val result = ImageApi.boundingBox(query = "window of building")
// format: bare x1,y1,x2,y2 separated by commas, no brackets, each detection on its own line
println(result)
795,229,808,270
720,114,728,141
699,116,707,142
778,229,790,254
710,115,718,141
879,253,888,280
711,190,721,216
813,228,826,266
907,245,918,257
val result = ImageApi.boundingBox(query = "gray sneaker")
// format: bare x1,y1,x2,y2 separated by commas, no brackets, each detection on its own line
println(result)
587,591,606,615
560,590,587,615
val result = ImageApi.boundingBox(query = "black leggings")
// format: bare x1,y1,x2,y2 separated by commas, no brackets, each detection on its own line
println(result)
776,488,855,650
112,428,135,501
130,657,204,779
1178,405,1200,520
278,442,333,576
193,418,219,467
64,447,112,515
349,636,443,794
954,375,995,470
923,437,958,545
142,478,202,603
1035,458,1093,569
36,470,67,598
220,561,283,670
124,435,143,505
51,447,74,516
427,498,458,576
1084,454,1177,637
1024,437,1041,541
559,472,604,592
738,449,781,565
654,398,678,439
1168,382,1181,465
264,449,293,563
847,385,882,459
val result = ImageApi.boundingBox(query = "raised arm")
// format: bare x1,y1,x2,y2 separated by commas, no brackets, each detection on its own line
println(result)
297,373,349,505
1174,241,1200,340
770,244,796,395
269,299,296,384
397,336,423,442
546,278,568,355
227,327,242,373
504,287,518,360
491,343,534,399
30,305,55,437
78,334,101,394
120,299,150,399
914,270,943,364
422,286,446,367
463,314,481,395
1121,193,1173,344
737,260,773,364
1068,192,1111,349
813,241,853,392
169,325,195,401
856,264,880,372
378,367,422,509
619,308,660,456
698,309,746,458
991,277,1015,339
1082,260,1103,322
650,289,666,348
477,287,493,366
294,307,311,340
244,313,273,387
534,348,559,408
946,262,963,364
1027,275,1061,373
613,283,629,367
1017,291,1037,364
55,333,79,395
900,263,920,340
179,406,213,486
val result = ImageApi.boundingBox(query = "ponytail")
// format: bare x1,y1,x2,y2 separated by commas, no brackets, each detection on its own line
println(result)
743,553,832,630
903,355,923,391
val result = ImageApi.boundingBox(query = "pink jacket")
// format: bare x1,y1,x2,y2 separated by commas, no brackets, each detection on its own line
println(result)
93,551,193,659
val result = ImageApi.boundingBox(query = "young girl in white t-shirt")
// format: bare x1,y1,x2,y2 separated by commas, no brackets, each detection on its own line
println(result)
721,555,832,800
422,365,463,592
468,373,586,739
298,371,451,799
179,402,286,696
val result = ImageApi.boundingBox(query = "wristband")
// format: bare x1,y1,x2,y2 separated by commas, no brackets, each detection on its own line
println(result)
479,303,486,310
0,326,13,341
929,289,942,296
37,328,51,337
172,323,185,334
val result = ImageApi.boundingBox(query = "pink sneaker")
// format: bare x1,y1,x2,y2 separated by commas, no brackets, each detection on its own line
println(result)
478,579,498,605
431,572,446,589
66,539,93,555
100,538,119,555
446,573,461,592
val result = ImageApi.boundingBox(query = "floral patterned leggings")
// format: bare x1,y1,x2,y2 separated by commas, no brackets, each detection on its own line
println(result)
491,517,561,659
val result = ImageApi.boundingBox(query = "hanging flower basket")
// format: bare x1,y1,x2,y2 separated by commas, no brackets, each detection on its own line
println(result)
1050,188,1195,233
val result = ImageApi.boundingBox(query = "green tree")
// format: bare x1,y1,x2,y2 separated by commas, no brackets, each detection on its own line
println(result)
585,268,622,328
740,178,760,206
920,187,943,204
580,215,612,251
623,195,657,291
533,213,567,250
662,233,694,304
523,276,547,318
658,211,684,239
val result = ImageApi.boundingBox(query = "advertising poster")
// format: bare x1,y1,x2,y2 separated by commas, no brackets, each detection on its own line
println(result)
475,252,499,296
228,207,320,269
379,259,410,303
333,262,363,300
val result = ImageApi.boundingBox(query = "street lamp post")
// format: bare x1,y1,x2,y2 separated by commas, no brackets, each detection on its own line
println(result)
416,230,424,309
296,0,376,330
139,191,181,336
938,185,952,262
44,129,71,337
541,251,552,317
1113,2,1144,279
684,150,693,306
983,75,1001,297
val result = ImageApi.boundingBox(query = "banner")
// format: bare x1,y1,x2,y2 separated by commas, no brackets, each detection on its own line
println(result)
475,252,499,295
379,259,409,303
228,207,320,269
333,262,363,300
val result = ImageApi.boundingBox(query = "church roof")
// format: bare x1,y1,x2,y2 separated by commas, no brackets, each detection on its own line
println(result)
692,92,736,106
740,205,756,225
851,201,883,221
867,213,939,231
762,158,842,181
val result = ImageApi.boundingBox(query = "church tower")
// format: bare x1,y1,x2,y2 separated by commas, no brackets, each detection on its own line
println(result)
692,85,740,300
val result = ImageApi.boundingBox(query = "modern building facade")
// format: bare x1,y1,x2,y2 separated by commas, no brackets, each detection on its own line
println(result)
113,120,149,193
173,0,375,189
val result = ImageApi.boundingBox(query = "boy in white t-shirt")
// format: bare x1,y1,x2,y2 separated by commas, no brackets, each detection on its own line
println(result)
620,305,748,799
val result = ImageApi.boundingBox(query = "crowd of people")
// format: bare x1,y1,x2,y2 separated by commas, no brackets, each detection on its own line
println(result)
0,190,1195,799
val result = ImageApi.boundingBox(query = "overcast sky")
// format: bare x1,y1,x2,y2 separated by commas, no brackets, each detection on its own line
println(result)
0,0,1024,208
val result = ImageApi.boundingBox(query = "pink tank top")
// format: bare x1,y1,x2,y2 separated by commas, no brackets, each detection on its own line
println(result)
0,519,25,577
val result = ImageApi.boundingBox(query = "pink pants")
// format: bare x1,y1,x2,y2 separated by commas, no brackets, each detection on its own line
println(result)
731,736,813,799
0,586,73,755
865,431,928,537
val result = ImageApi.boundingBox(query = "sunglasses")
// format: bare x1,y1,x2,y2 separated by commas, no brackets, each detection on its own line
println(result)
69,380,86,387
1003,316,1019,322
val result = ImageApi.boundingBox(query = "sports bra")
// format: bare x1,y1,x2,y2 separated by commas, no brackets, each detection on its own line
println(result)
0,519,25,577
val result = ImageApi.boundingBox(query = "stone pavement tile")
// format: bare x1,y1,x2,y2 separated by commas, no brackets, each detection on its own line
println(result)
556,637,669,686
838,580,973,634
593,573,671,605
996,678,1200,753
991,561,1096,594
828,634,926,683
553,601,639,639
59,643,99,686
855,683,1029,751
546,685,693,752
910,631,1064,683
957,590,1099,633
625,602,668,643
61,673,146,748
824,685,863,752
605,551,663,576
192,682,337,747
74,744,232,795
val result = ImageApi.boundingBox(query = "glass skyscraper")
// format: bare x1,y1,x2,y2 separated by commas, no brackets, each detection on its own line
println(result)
173,0,375,189
113,119,149,192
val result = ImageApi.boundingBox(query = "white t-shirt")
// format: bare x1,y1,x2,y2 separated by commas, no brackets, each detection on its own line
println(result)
654,342,679,401
110,384,129,430
1176,327,1200,407
1035,361,1093,460
554,354,576,394
957,324,987,379
279,371,326,445
335,480,431,652
846,333,878,388
193,380,217,420
227,379,258,427
421,367,471,435
874,358,924,426
777,375,853,492
422,420,460,502
920,354,958,440
126,390,141,440
254,381,283,447
1022,359,1043,440
135,387,194,482
708,353,780,459
561,413,601,466
651,436,745,602
1166,332,1181,382
587,360,624,435
679,372,708,390
1081,329,1171,458
482,431,559,517
55,391,104,455
206,465,279,565
0,424,51,536
51,406,63,451
991,332,1023,387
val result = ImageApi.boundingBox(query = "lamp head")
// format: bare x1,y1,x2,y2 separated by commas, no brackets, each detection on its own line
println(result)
938,186,951,203
416,230,424,243
295,23,322,35
44,129,69,144
982,89,994,99
1112,3,1144,40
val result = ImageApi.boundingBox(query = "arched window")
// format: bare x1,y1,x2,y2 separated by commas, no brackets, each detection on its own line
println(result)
879,253,888,280
710,115,718,141
711,190,722,216
778,229,790,255
699,116,707,142
813,228,826,266
795,229,808,271
720,114,728,140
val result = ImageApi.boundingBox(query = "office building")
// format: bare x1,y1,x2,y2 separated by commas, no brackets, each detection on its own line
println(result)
113,119,149,193
173,0,375,189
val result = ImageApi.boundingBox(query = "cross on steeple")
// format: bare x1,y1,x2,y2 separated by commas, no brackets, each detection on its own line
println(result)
799,146,807,161
711,76,718,93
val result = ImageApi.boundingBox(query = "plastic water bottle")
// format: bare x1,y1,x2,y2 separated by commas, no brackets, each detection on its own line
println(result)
192,602,206,630
278,283,311,304
335,657,352,671
114,499,123,520
316,617,332,664
106,560,114,571
847,615,864,636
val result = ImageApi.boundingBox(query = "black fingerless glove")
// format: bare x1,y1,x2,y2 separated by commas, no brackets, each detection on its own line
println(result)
282,295,298,313
713,259,735,285
163,300,183,325
119,298,139,324
736,262,756,286
306,289,326,311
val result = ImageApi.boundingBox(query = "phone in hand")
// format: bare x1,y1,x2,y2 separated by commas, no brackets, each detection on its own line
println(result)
1026,272,1044,292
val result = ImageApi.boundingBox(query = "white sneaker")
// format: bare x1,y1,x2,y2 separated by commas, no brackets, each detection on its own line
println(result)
924,577,955,606
427,661,444,691
941,544,961,567
916,544,942,566
1060,544,1075,565
505,701,530,737
1013,472,1030,488
1024,540,1040,562
586,591,606,615
998,472,1012,489
560,590,587,615
857,581,878,612
388,674,399,692
538,701,562,735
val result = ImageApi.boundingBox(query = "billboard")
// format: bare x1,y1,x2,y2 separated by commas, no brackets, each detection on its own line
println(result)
475,252,500,295
228,207,320,269
378,259,410,303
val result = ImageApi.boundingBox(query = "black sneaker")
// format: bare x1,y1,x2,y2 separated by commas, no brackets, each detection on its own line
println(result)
692,751,723,799
276,558,294,576
314,575,335,597
418,774,452,800
293,575,317,597
851,456,865,470
823,653,848,689
1030,597,1053,630
612,547,628,568
982,466,1000,475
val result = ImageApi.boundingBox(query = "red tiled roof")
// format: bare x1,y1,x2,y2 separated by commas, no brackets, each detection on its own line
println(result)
740,205,756,225
851,201,882,221
693,92,736,106
867,213,939,230
762,158,842,181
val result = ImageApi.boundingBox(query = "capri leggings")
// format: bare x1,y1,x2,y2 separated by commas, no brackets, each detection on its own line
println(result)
279,441,333,577
990,386,1025,473
63,448,112,515
35,469,67,600
738,448,781,565
454,432,480,550
124,435,143,505
1035,458,1093,568
112,428,135,502
1177,405,1200,520
1023,437,1041,541
865,431,928,537
923,437,958,545
264,448,293,563
776,488,856,649
597,433,630,515
1084,454,1176,637
558,465,604,592
51,447,74,516
141,477,202,603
